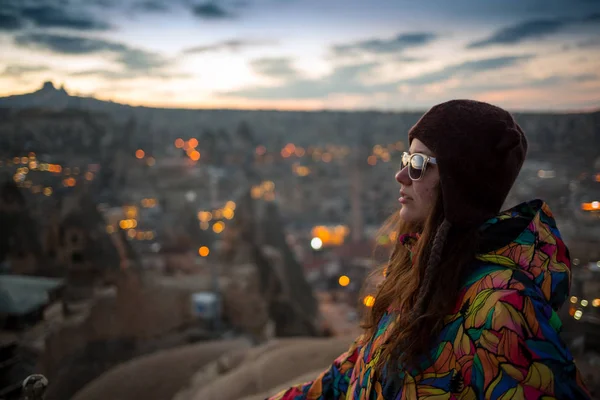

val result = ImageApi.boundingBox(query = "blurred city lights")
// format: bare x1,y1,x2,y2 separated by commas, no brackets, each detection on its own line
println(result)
310,237,323,250
256,145,266,155
185,191,197,202
213,221,225,234
223,208,234,220
198,211,213,222
338,275,350,287
141,198,157,208
124,206,138,219
311,225,349,247
63,177,76,187
119,219,137,229
363,295,376,307
190,150,201,161
199,246,210,257
263,181,275,191
581,201,600,211
251,186,263,199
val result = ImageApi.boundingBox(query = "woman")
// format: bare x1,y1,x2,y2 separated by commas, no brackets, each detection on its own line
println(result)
269,100,591,399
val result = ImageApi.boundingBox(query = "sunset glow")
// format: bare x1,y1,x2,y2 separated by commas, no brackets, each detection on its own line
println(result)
1,0,599,111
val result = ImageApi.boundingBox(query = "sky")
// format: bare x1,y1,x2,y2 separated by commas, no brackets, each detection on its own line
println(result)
1,0,599,111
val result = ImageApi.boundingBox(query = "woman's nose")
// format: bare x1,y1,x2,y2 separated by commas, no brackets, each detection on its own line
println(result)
396,166,411,185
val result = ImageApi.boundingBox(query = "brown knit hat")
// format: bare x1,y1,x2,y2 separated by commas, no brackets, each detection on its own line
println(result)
408,99,528,227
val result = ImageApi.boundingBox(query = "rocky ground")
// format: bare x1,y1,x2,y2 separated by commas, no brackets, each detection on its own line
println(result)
69,297,359,400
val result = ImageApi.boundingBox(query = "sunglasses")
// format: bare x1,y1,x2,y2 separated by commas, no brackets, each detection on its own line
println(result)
401,152,437,181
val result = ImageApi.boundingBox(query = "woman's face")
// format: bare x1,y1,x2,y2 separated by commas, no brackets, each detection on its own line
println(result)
395,139,440,224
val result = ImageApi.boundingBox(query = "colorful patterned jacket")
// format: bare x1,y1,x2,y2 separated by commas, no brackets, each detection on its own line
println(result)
269,200,591,399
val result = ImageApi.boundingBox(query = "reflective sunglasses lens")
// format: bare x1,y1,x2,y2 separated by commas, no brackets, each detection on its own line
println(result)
401,153,410,169
409,154,425,180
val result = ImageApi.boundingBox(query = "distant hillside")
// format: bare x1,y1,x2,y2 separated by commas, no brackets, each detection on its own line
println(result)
3,81,598,116
1,81,598,167
0,82,131,114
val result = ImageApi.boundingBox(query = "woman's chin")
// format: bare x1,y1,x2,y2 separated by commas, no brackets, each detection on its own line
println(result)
399,205,419,224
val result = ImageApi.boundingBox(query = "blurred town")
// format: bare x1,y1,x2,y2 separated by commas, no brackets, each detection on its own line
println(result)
1,82,599,399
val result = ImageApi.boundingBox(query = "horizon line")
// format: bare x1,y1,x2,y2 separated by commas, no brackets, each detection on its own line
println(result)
1,81,599,115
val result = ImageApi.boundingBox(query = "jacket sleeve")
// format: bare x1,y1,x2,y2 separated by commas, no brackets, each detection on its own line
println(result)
267,335,361,400
464,289,591,399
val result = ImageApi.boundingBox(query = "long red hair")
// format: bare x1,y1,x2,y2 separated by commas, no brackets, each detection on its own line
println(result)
361,188,481,373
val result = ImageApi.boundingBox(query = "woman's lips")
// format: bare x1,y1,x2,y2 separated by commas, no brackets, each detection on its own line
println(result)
399,192,412,203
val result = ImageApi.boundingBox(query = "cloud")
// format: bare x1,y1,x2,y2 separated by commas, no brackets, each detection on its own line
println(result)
70,69,135,80
1,64,49,78
399,55,533,85
192,2,234,19
183,39,274,54
250,58,299,79
575,37,600,48
225,61,382,99
230,0,250,8
394,56,424,63
468,19,566,48
70,69,190,80
15,33,125,54
87,0,175,12
131,0,170,12
226,54,533,100
572,73,599,83
0,2,111,32
14,33,169,72
116,48,168,70
20,5,111,30
332,32,437,55
468,13,600,48
448,73,600,96
0,11,22,30
583,13,600,22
